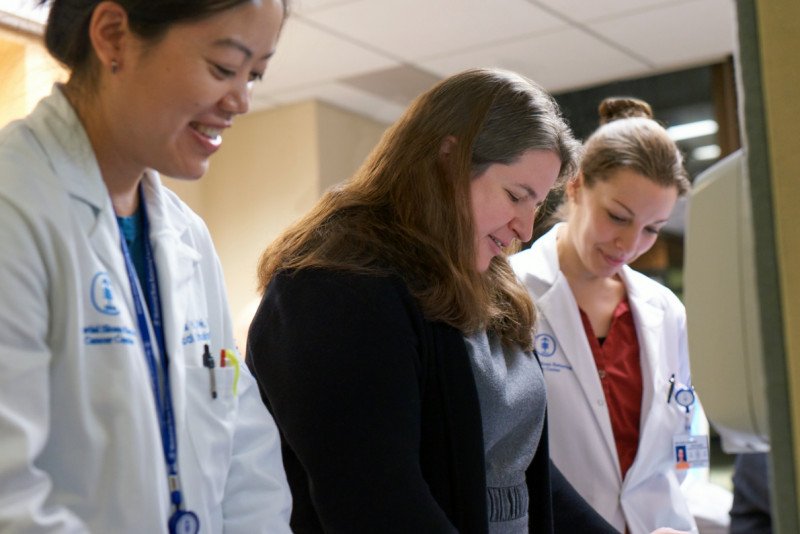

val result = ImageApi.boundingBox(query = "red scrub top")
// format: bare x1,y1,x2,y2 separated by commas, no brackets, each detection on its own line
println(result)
579,299,643,480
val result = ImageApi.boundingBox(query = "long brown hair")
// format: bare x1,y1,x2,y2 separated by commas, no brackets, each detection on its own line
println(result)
257,68,579,349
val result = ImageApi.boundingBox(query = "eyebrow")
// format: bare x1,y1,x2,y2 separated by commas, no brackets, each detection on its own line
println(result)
612,199,670,224
612,200,634,216
213,38,275,60
516,183,539,200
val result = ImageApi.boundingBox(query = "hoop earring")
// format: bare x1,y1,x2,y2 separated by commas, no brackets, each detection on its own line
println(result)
110,60,119,74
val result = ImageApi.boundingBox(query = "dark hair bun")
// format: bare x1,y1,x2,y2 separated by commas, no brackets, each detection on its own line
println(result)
598,97,653,125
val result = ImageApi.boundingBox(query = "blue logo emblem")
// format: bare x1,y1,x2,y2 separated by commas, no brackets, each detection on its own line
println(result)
91,272,121,316
534,333,557,357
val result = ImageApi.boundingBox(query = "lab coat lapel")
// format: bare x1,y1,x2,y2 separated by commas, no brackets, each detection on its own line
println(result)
35,88,137,317
85,197,139,317
30,86,116,272
538,278,621,471
34,87,166,438
534,228,621,472
621,267,666,481
142,173,201,433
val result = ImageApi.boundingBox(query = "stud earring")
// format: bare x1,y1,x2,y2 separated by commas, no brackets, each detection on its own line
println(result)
110,60,119,74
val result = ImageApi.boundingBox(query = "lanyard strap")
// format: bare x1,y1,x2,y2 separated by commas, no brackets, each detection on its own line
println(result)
118,192,185,511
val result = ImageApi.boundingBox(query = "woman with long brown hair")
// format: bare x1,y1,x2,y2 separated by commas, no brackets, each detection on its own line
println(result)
247,69,687,534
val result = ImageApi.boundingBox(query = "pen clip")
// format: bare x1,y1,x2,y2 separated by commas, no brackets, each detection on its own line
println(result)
203,344,214,367
666,373,675,403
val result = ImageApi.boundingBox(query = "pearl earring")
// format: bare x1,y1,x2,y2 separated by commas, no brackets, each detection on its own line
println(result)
110,60,119,74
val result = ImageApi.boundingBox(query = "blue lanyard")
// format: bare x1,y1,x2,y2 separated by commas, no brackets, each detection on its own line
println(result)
118,194,186,513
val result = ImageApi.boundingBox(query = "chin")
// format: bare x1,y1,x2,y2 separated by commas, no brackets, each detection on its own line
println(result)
476,258,492,273
597,264,622,278
164,162,209,181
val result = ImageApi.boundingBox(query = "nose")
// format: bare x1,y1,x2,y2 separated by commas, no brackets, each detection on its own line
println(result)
615,226,639,255
220,81,251,116
510,205,536,244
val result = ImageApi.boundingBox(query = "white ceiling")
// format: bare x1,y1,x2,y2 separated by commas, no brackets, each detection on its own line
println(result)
260,0,738,123
0,0,738,125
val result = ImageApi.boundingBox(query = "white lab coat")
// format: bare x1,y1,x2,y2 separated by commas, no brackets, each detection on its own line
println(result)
0,88,292,533
510,224,698,534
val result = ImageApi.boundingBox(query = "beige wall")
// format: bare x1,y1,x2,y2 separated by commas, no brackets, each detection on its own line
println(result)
167,100,387,347
0,39,27,126
0,28,65,127
23,36,66,110
316,101,387,192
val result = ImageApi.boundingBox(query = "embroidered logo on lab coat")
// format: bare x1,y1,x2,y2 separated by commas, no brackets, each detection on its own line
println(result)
90,271,120,316
534,333,557,357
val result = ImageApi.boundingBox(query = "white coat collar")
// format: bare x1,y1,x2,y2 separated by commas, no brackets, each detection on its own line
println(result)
27,87,131,315
528,223,664,326
520,223,563,286
140,171,202,435
518,224,669,477
29,84,191,235
140,171,196,256
524,226,622,468
30,85,199,260
28,85,108,212
30,86,201,430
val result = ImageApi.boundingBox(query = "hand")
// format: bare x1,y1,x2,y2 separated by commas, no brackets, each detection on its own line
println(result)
650,529,690,534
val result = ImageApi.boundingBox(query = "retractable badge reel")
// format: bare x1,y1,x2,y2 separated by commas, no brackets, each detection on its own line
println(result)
169,509,200,534
667,376,709,471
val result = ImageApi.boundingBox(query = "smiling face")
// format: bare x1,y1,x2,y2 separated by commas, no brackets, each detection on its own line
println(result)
110,0,284,180
563,167,679,279
470,149,561,273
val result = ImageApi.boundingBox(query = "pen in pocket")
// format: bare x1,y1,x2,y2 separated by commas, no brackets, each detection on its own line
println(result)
202,344,217,399
221,349,241,397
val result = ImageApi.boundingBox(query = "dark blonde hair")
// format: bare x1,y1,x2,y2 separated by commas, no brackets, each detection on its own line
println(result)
580,96,690,194
257,68,579,349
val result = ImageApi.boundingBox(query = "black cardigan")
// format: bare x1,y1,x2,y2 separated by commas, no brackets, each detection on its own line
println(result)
248,269,618,533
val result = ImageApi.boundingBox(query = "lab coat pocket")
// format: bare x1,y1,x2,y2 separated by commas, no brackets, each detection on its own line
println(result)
185,366,238,502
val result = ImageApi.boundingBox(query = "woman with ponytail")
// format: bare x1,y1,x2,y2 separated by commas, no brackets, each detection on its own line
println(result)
512,97,701,533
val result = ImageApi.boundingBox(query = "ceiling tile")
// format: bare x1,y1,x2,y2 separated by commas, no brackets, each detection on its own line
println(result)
591,0,736,68
419,26,648,94
291,0,363,14
302,0,567,62
340,64,441,106
256,16,398,97
531,0,691,23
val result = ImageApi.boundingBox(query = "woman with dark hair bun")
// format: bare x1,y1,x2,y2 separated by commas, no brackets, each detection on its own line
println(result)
512,97,701,533
0,1,292,532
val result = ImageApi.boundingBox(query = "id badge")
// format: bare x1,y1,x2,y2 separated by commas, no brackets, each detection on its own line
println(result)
672,434,709,470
